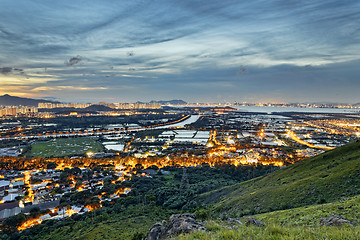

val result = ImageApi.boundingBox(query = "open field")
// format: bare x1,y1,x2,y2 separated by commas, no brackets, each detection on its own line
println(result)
28,137,103,158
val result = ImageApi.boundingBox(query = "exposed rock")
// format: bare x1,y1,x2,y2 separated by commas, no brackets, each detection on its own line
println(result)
319,215,351,226
245,217,265,227
223,218,243,230
167,213,205,236
145,213,205,240
146,221,166,240
227,218,243,226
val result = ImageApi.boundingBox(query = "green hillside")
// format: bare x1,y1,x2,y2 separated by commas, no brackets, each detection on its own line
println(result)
175,222,359,240
253,194,360,226
174,195,360,240
202,140,360,217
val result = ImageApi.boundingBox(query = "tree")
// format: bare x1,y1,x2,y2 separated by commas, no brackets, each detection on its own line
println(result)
46,162,57,169
71,167,82,175
29,207,41,218
1,213,26,234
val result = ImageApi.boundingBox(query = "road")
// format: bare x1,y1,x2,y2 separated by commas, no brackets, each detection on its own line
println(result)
287,130,335,150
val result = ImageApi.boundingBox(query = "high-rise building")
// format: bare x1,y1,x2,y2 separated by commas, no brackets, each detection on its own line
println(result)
0,106,38,117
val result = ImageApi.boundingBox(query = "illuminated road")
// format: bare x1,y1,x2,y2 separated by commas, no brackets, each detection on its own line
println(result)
209,130,220,145
287,130,335,150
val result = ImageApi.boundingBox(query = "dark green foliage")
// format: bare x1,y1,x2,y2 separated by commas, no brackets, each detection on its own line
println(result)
29,177,42,184
29,207,41,218
1,214,26,235
131,231,145,240
46,162,57,169
126,164,277,210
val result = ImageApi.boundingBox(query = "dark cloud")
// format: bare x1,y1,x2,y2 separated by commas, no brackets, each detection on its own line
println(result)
0,0,359,103
237,66,247,76
65,56,82,66
0,67,12,74
0,67,24,75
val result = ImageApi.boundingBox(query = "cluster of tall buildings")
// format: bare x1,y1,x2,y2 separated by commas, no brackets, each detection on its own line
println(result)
38,103,92,109
0,102,162,117
38,102,161,110
0,106,38,117
112,102,161,109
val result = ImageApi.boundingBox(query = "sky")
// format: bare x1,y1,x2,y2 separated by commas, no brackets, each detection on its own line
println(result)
0,0,359,103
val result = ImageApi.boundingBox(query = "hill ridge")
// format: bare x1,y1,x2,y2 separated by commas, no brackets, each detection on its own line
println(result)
0,94,58,107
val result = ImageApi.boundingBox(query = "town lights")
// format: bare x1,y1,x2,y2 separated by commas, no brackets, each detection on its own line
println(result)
86,151,94,157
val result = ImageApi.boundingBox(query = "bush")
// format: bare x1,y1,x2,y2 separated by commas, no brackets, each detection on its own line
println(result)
131,232,145,240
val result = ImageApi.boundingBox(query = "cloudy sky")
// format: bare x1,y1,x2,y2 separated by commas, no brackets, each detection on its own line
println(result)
0,0,359,103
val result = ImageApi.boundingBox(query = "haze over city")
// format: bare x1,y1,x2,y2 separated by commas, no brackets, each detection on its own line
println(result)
0,0,360,103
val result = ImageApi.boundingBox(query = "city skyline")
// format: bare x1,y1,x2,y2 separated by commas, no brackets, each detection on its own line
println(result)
0,1,360,103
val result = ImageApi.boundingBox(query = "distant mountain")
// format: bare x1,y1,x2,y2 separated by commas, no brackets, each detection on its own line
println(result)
150,99,187,105
0,94,59,107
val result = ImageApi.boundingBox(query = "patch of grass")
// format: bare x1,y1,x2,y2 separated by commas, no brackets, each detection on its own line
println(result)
28,137,103,157
175,222,360,240
252,194,360,227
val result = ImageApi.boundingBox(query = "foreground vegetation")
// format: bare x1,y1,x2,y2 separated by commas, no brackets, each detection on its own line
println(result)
201,141,360,217
253,194,360,227
177,194,360,239
175,222,360,240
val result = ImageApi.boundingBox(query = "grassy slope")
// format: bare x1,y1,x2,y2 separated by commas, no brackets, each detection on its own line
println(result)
252,194,360,226
174,222,360,240
41,215,153,240
201,141,360,217
175,195,360,240
175,222,360,240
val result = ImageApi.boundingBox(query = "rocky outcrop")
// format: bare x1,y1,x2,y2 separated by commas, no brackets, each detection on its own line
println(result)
146,222,167,240
319,215,351,226
245,217,265,227
145,213,205,240
226,218,243,226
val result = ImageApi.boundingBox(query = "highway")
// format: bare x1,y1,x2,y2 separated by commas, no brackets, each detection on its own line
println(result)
287,130,335,150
